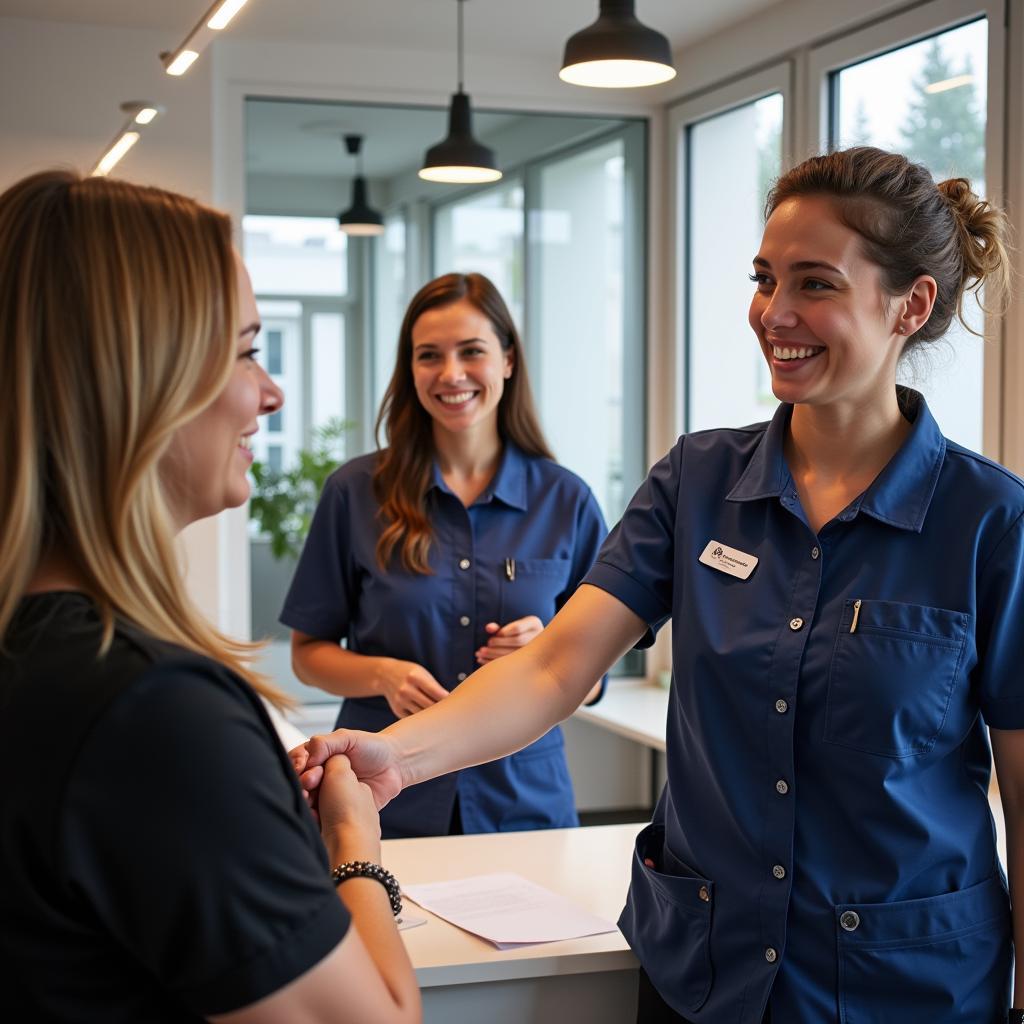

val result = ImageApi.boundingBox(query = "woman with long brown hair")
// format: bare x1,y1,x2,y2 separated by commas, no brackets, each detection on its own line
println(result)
283,272,607,838
0,170,419,1023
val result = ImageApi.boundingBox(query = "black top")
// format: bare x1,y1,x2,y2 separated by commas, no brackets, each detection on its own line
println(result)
0,592,349,1021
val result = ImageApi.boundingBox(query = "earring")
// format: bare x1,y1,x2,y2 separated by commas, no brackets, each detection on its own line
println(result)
896,325,905,334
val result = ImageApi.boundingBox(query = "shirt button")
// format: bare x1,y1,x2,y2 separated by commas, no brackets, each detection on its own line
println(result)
459,558,471,570
457,672,467,682
811,546,820,560
772,864,786,880
765,947,778,963
775,779,789,795
698,885,710,902
775,699,788,714
840,911,861,932
789,617,804,631
459,615,470,627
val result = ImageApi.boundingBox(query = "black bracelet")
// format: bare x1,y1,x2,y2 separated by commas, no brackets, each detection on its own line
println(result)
332,860,402,917
1009,1011,1024,1024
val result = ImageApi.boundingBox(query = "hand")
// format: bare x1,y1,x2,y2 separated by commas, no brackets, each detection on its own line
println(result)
293,729,404,813
475,615,544,665
377,658,449,718
318,754,382,863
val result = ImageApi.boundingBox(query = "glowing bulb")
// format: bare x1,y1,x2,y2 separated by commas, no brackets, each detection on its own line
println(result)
207,0,249,30
418,166,503,184
165,50,199,76
92,132,140,177
559,59,676,89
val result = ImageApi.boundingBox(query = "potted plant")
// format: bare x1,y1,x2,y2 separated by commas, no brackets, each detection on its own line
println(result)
248,417,353,560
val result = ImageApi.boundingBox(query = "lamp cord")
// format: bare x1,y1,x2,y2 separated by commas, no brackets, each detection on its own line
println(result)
457,0,464,92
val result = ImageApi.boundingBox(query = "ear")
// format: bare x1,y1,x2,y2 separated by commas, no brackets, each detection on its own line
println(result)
895,275,937,337
503,346,515,380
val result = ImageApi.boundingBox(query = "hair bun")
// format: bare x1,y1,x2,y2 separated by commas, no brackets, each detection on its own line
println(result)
936,176,1010,297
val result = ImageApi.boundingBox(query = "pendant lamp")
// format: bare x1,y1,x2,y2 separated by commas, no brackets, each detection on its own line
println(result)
338,135,385,237
560,0,676,89
419,0,501,184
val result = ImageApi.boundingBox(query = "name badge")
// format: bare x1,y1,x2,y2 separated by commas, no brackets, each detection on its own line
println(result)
699,540,758,580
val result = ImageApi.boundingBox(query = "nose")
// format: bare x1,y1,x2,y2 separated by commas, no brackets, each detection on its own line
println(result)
761,290,799,331
438,351,465,384
259,364,284,414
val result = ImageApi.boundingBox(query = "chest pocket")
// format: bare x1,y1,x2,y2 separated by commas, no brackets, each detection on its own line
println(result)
824,599,970,757
499,558,571,625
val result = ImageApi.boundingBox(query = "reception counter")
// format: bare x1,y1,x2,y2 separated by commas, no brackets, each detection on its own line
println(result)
381,822,643,1023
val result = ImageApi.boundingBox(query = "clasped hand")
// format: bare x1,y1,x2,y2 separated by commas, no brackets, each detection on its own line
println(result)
291,729,404,823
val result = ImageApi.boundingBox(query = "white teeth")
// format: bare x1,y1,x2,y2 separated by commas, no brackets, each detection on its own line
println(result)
439,391,474,404
772,344,823,361
240,436,252,449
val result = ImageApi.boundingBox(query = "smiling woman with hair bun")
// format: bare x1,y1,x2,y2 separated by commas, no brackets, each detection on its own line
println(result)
297,147,1024,1023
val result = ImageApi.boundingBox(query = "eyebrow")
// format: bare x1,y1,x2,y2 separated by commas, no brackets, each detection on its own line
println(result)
413,336,488,349
752,256,846,275
239,321,261,338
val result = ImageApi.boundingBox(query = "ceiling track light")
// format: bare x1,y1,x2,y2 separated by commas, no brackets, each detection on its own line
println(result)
160,0,251,77
419,0,501,185
560,0,676,89
90,101,165,177
337,135,385,237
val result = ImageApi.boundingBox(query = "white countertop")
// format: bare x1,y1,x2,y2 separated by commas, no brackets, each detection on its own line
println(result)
573,681,669,751
381,823,642,988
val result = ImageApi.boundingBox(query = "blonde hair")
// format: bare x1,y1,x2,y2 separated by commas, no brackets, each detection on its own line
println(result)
0,170,286,706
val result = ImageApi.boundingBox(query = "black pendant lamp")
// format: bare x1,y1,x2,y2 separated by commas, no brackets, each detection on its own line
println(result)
338,134,384,236
419,0,501,184
560,0,676,89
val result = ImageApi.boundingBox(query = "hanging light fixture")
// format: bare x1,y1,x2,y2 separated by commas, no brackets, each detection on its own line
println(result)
419,0,501,184
337,135,385,237
560,0,676,89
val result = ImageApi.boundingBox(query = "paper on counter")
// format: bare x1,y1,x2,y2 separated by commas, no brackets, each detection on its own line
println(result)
402,872,616,949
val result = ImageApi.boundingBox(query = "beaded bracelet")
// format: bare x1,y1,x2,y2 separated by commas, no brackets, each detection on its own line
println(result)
1009,1012,1024,1024
332,860,402,917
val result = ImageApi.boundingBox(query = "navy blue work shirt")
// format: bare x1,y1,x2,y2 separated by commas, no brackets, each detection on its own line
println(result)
281,441,608,838
584,389,1023,1023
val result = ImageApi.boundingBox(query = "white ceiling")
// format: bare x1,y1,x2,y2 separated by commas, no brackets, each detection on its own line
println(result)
0,0,783,60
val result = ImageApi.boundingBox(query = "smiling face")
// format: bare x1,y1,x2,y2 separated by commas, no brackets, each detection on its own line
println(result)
748,195,907,413
410,298,513,441
162,252,283,527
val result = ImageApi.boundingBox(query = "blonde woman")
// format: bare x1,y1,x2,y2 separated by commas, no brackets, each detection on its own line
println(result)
0,171,419,1023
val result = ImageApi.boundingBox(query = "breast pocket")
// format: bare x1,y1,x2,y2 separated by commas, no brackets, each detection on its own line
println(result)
498,557,572,625
824,599,970,757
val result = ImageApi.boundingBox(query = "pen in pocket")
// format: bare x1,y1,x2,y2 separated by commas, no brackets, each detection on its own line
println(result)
504,558,516,582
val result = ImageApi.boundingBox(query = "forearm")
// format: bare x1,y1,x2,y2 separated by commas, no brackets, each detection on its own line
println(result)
1006,805,1024,1006
324,830,418,1016
384,585,644,789
292,636,394,700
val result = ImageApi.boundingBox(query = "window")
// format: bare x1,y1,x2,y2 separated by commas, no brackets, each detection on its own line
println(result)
433,179,526,329
686,94,784,431
671,64,789,435
829,19,989,452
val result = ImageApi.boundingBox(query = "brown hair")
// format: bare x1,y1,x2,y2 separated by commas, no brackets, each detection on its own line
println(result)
765,147,1010,348
373,272,553,573
0,170,286,706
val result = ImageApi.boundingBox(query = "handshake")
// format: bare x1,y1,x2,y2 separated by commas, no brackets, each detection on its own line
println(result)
289,728,407,828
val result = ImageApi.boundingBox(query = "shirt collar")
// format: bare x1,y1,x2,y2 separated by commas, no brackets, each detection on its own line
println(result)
726,387,946,533
428,440,530,511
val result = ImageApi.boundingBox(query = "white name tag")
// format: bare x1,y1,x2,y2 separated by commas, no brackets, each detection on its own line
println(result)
698,540,758,580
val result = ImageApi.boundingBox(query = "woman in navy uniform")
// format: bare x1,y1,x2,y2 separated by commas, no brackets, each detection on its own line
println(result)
282,272,606,839
297,148,1023,1022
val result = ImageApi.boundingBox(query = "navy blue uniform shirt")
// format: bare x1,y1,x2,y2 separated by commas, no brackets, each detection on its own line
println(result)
282,442,608,838
584,389,1023,1023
